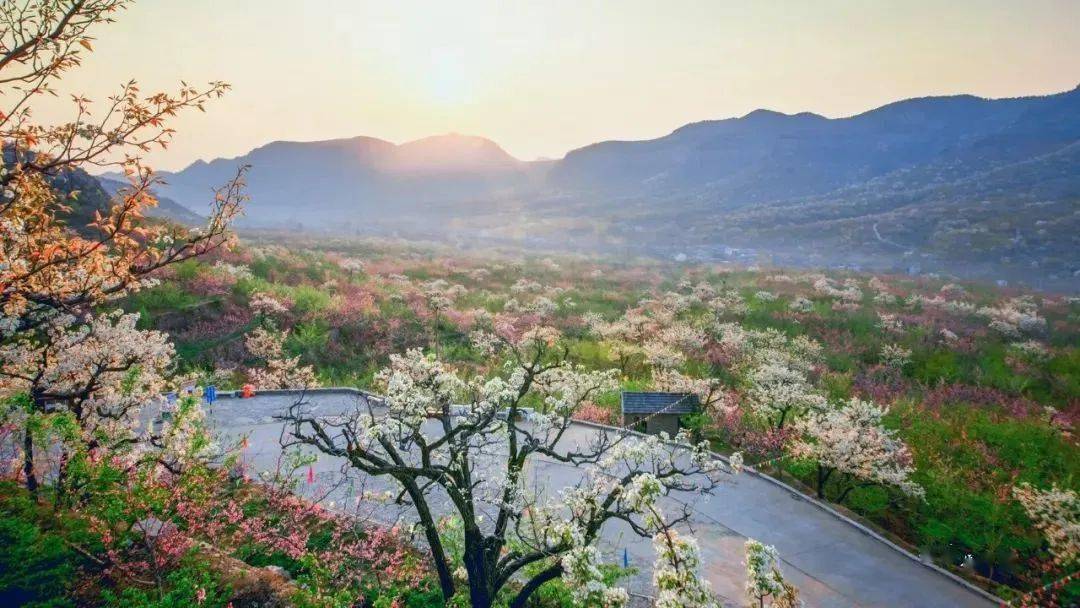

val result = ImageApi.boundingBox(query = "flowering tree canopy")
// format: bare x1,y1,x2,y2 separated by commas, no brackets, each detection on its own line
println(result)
744,539,801,608
1013,483,1079,566
281,326,740,608
791,397,924,502
244,325,318,390
0,0,245,495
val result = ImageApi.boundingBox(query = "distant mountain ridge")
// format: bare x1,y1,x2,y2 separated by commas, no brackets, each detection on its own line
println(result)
131,85,1080,288
130,133,539,229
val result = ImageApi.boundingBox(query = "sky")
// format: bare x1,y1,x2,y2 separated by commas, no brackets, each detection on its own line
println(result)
36,0,1080,171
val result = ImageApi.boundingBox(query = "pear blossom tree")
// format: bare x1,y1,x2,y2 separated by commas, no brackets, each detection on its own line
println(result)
746,362,826,429
279,325,740,608
244,325,319,389
713,324,825,430
0,0,246,495
790,397,924,502
743,539,801,608
1012,483,1079,566
648,529,718,608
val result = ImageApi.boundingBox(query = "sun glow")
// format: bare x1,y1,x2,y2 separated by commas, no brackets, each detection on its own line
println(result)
425,47,473,106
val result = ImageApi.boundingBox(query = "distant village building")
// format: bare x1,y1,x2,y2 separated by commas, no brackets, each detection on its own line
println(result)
621,392,699,436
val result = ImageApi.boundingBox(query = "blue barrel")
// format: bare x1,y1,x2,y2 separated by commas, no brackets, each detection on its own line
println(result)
205,385,217,404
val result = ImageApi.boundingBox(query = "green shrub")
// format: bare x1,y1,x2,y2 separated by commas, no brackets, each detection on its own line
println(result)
102,560,231,608
0,487,79,608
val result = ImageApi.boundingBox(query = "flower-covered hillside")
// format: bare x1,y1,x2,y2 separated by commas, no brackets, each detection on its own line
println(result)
126,235,1080,605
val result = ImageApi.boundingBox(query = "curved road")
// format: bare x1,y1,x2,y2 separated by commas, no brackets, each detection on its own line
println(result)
209,390,998,608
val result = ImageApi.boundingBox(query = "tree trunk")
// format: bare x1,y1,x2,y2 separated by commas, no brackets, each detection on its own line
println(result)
509,564,563,608
464,530,493,608
816,465,832,499
23,429,38,496
403,481,456,600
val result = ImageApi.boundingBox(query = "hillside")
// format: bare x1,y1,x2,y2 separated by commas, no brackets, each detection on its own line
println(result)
96,176,205,225
146,86,1080,289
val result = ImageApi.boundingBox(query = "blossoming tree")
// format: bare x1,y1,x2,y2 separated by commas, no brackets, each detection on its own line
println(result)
1012,483,1079,566
280,325,740,608
0,0,246,494
743,539,801,608
791,397,924,502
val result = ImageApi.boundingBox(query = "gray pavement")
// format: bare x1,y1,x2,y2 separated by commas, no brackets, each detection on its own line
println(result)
208,390,999,608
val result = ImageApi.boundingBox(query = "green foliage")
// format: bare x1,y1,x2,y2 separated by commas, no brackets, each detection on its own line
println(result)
290,285,333,316
102,559,231,608
126,282,205,327
0,485,79,608
910,348,963,384
287,321,331,356
882,404,1077,581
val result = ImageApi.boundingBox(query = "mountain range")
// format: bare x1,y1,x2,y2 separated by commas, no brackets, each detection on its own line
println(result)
103,85,1080,288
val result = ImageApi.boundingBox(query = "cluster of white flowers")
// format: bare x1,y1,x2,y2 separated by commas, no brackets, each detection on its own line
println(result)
746,361,827,426
422,279,467,312
468,267,491,281
561,542,629,608
152,392,218,468
1009,340,1051,362
337,257,365,274
906,293,977,316
211,261,253,281
250,292,289,316
652,368,730,410
661,291,695,313
692,281,718,301
244,326,319,390
755,290,778,302
510,278,544,294
1013,483,1079,565
812,276,862,305
744,539,785,602
535,364,618,421
879,344,912,370
504,291,562,318
877,313,904,333
978,296,1046,339
788,296,814,313
0,311,173,442
940,283,966,296
376,348,466,433
744,539,802,608
792,398,924,499
873,291,898,305
708,290,749,317
867,277,889,293
653,530,720,608
642,340,685,370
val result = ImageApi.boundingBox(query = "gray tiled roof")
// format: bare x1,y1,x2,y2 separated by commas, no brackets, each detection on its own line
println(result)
620,391,699,415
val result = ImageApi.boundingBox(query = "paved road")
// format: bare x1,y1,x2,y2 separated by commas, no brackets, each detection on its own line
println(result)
209,390,998,608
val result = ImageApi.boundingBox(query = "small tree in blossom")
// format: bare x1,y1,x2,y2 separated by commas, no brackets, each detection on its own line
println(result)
280,325,741,608
653,529,720,608
743,539,801,608
0,310,172,496
1012,483,1079,566
791,398,924,502
244,325,318,389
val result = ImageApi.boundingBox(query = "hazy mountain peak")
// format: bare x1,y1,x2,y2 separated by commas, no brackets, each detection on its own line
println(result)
390,133,520,174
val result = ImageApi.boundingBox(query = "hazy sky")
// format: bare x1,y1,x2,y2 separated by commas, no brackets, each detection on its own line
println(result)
39,0,1080,171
